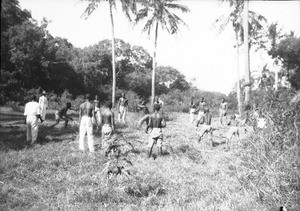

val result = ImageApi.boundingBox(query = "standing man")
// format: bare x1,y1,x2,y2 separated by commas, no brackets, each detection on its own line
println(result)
79,94,95,153
101,101,115,150
189,97,197,123
138,100,150,128
146,104,166,158
195,97,206,127
118,93,128,123
39,90,48,122
197,108,213,142
219,98,228,125
24,96,43,145
50,102,74,128
94,95,101,129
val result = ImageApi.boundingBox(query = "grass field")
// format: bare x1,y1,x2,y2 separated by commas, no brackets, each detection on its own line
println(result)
0,107,297,210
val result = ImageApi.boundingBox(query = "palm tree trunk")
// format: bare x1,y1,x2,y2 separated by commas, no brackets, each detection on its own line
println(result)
244,0,250,107
109,2,116,107
235,32,242,116
151,22,159,109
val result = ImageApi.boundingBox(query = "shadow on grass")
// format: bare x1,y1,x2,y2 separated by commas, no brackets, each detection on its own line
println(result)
0,124,79,151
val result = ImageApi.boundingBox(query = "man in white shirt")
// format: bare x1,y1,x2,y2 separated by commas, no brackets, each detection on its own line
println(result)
39,90,48,121
24,96,43,145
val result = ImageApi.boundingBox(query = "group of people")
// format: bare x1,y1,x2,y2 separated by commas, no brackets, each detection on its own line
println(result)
23,90,264,157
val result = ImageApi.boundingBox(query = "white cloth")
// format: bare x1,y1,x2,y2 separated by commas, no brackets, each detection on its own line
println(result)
197,111,205,121
226,126,239,140
24,101,41,116
148,128,163,147
79,116,94,152
118,105,127,123
198,125,212,137
24,101,41,143
39,96,48,120
190,108,196,123
257,118,266,129
26,115,38,143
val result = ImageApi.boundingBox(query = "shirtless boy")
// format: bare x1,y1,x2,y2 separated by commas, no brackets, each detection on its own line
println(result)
79,94,95,152
197,107,213,142
146,104,166,158
50,102,74,128
118,93,128,123
219,98,228,125
195,97,206,127
138,100,150,127
101,101,115,149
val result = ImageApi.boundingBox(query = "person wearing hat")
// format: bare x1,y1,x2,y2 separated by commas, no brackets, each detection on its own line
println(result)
39,90,48,122
79,94,95,152
145,104,166,158
197,107,213,142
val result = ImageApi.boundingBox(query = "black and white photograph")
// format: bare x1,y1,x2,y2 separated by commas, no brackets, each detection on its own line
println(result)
1,0,300,210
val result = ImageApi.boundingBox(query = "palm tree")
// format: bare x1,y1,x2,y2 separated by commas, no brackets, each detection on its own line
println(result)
215,0,266,113
81,0,136,107
135,0,190,108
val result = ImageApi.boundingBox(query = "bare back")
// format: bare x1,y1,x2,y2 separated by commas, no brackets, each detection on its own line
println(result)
149,113,166,128
101,108,114,126
80,101,94,118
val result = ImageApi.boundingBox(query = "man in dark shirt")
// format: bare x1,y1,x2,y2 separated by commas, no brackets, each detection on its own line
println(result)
79,94,95,152
50,102,74,128
146,104,166,158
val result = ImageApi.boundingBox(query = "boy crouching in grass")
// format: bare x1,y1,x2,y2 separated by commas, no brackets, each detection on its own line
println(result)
146,104,166,158
197,107,213,142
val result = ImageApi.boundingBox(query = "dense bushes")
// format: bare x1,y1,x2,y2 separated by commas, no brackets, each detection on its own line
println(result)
238,89,300,209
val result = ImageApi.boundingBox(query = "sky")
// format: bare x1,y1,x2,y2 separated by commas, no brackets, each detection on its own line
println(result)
19,0,300,95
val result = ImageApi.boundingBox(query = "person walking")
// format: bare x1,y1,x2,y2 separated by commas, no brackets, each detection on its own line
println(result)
24,96,43,145
39,90,48,121
79,94,95,153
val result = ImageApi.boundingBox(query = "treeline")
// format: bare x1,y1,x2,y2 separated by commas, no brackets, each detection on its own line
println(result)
1,0,228,112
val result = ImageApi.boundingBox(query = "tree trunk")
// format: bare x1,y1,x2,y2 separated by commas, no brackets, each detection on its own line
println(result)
110,2,116,107
151,22,159,109
235,32,242,116
243,0,250,107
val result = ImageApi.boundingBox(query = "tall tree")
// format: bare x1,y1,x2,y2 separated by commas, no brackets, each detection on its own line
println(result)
135,0,190,108
215,0,266,112
81,0,136,107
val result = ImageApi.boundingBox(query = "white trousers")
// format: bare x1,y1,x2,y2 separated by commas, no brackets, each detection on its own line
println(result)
40,105,47,120
79,116,94,152
190,108,196,123
26,115,38,143
118,106,127,123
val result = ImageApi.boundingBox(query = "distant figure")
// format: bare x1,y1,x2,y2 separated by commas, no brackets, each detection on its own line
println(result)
118,93,128,123
24,96,43,145
50,102,74,128
146,104,166,158
219,98,228,125
225,114,239,141
197,107,213,142
39,90,48,121
79,94,95,152
101,101,115,149
189,96,197,123
138,100,150,127
94,95,101,129
154,96,164,108
195,97,206,127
